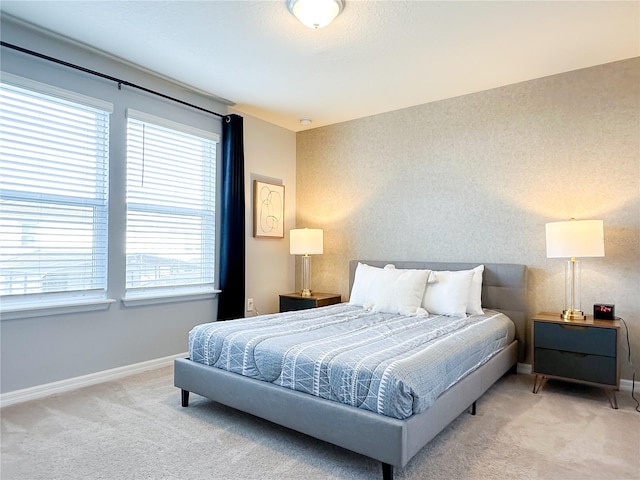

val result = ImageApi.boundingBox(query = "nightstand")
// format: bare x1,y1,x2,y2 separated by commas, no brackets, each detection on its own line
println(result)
279,292,341,313
532,312,621,408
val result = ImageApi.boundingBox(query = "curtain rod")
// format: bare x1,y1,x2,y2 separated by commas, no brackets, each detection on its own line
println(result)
1,41,225,119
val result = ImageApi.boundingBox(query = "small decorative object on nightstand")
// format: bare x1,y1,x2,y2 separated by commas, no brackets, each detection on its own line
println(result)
279,292,341,313
532,312,621,408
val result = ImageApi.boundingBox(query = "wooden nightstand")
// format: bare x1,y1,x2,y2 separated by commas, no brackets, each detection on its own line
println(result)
279,292,341,313
532,312,621,408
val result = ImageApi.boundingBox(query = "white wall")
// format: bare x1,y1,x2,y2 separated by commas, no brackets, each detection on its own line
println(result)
0,18,296,394
232,111,297,317
296,58,640,378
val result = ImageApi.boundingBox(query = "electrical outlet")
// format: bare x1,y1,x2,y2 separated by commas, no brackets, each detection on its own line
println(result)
247,298,254,311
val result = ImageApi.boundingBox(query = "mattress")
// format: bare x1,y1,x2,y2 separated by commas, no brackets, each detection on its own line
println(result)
189,304,515,419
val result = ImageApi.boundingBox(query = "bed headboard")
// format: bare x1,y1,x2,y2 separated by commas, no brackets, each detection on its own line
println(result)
349,261,528,362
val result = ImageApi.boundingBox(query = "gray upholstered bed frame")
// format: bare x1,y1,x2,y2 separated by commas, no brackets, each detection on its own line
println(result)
174,261,527,480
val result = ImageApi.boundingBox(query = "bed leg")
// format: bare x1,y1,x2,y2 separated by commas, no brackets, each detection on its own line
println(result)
181,389,190,408
470,401,476,416
382,462,393,480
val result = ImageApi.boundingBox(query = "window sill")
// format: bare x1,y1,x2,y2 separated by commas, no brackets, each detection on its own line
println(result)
121,290,221,308
1,298,116,321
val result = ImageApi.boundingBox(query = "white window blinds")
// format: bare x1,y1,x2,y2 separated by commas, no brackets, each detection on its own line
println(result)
125,110,217,298
0,77,111,307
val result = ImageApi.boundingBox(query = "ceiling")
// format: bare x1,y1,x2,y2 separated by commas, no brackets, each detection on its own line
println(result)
1,1,638,132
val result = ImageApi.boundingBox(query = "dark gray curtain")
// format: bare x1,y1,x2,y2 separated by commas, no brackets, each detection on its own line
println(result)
217,114,245,320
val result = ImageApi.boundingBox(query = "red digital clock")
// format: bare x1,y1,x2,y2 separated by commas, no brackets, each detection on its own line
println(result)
593,304,615,320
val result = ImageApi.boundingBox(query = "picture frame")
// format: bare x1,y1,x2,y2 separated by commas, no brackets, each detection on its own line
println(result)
253,180,285,238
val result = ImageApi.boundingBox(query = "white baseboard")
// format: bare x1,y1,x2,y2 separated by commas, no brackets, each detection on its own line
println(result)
516,362,638,392
517,362,532,375
619,378,639,393
0,352,187,408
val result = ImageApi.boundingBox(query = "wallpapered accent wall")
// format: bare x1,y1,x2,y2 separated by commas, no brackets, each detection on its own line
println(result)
295,58,639,376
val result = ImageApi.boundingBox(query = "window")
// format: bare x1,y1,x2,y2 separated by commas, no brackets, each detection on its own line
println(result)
125,110,217,299
0,75,111,309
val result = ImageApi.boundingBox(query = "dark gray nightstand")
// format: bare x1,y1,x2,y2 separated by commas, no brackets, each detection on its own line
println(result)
532,312,621,408
279,292,341,313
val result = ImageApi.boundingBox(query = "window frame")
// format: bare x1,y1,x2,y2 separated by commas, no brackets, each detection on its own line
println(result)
0,73,114,318
123,109,220,304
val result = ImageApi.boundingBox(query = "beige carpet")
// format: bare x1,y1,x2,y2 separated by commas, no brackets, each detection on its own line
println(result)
1,367,639,480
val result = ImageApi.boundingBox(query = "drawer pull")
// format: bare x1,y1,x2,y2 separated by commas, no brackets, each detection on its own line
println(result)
559,325,588,331
559,351,588,358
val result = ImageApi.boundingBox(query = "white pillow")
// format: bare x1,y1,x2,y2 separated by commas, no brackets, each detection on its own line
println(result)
421,269,474,316
349,263,430,315
467,265,485,315
349,263,384,309
371,268,430,315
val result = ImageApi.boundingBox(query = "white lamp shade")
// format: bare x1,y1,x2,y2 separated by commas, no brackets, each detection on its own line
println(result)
290,228,323,255
287,0,344,29
546,220,605,258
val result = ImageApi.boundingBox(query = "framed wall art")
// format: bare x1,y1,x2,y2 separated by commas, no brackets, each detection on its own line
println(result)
253,180,285,238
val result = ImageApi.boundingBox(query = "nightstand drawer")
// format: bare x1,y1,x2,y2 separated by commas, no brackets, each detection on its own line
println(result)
534,347,617,385
534,321,616,357
280,296,317,312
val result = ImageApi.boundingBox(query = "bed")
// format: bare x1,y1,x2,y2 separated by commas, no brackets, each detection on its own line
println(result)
174,261,527,479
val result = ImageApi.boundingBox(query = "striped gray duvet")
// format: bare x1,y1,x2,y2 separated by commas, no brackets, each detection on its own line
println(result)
188,304,515,419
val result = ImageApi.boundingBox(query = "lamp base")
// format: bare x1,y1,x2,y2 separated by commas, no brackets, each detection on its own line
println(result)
300,255,313,298
561,309,586,320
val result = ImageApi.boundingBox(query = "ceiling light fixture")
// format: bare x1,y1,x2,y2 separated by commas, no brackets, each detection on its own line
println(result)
300,118,312,126
287,0,345,29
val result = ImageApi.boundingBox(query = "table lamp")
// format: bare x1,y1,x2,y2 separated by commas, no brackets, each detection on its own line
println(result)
545,219,604,320
290,228,323,296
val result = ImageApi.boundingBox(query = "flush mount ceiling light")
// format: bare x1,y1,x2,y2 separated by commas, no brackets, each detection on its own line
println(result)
287,0,345,29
